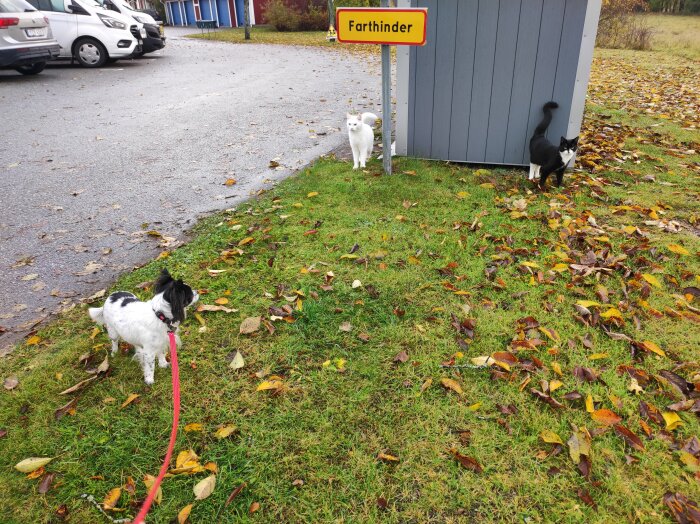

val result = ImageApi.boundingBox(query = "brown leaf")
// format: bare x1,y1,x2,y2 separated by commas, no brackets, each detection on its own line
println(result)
3,375,19,390
54,397,79,420
239,317,261,335
663,492,700,524
249,501,260,514
393,350,409,363
225,482,246,507
578,488,597,510
59,376,97,395
448,448,483,473
591,409,622,426
530,389,564,409
38,472,56,494
613,424,645,452
177,504,193,524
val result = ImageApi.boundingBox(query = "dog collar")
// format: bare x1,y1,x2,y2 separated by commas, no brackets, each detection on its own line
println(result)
154,310,176,333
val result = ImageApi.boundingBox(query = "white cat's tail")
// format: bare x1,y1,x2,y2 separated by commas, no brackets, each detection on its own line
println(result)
88,307,104,326
361,112,378,127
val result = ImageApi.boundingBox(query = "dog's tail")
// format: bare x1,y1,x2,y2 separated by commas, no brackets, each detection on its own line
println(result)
88,307,104,326
533,101,558,137
361,112,378,127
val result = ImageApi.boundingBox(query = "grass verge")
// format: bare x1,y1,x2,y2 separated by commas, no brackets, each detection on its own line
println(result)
1,46,699,524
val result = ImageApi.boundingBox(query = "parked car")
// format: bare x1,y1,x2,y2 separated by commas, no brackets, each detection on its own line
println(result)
0,0,60,74
98,0,163,55
138,7,160,23
25,0,145,67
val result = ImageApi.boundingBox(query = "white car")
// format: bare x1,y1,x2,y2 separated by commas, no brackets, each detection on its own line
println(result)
98,0,164,56
25,0,146,67
0,0,60,75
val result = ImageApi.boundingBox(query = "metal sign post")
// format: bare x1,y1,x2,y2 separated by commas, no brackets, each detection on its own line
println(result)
335,5,427,176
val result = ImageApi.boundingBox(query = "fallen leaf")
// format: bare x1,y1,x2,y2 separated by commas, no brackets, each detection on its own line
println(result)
143,475,162,505
197,304,238,314
103,487,121,510
663,411,683,431
225,482,246,507
540,430,564,445
3,375,19,390
15,457,53,473
38,472,55,494
339,321,352,332
448,448,483,473
613,424,645,452
229,351,245,370
26,335,41,346
249,501,260,514
59,376,97,395
178,504,193,523
641,273,662,289
114,391,139,410
663,492,700,524
667,244,690,256
568,428,591,464
239,317,261,334
54,397,79,420
184,423,204,433
193,474,216,500
377,452,399,462
393,350,409,363
440,378,464,396
214,424,237,439
591,409,622,426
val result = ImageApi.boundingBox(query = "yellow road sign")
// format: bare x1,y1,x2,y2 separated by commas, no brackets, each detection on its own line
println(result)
336,7,428,46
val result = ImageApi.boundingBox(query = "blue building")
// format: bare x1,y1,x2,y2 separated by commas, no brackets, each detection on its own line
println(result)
165,0,260,27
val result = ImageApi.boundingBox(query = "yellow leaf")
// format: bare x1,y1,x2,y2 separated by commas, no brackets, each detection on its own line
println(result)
14,457,53,473
203,462,218,473
184,423,204,433
377,452,399,462
468,402,482,411
588,353,609,360
591,409,622,426
120,393,139,409
26,335,41,346
456,191,470,199
540,430,564,445
238,237,255,246
667,244,690,256
641,340,665,357
552,263,569,273
143,475,162,505
551,362,563,377
103,488,121,511
339,253,359,260
662,411,683,431
178,504,193,524
479,183,495,189
292,202,303,208
256,380,283,392
549,380,564,392
440,378,464,396
214,297,229,305
214,424,236,439
585,394,594,413
193,475,217,500
224,178,237,186
521,261,540,268
576,300,601,308
307,192,318,198
601,308,623,320
623,225,637,234
641,273,662,289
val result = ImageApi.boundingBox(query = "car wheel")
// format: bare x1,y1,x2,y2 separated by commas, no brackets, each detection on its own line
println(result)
107,58,118,64
132,50,145,58
73,38,108,68
15,62,46,75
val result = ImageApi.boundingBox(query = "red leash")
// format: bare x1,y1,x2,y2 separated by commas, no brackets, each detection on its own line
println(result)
132,332,180,524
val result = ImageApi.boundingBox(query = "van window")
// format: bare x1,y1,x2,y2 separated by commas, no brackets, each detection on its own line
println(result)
49,0,64,11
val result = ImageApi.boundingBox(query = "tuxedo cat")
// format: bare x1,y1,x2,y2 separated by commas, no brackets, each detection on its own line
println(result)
529,101,579,188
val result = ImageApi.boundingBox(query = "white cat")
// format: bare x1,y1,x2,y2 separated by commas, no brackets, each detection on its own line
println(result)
346,112,378,169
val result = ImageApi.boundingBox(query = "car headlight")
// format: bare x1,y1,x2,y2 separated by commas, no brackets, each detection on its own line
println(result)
134,15,148,24
139,27,146,38
97,13,126,29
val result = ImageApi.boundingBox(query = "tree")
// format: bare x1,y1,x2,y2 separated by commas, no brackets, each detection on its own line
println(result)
244,0,250,40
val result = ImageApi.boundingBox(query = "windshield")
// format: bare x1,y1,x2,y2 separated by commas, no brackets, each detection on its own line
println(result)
0,0,36,12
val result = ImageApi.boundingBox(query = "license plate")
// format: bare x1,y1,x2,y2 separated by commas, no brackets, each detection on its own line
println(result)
25,27,47,38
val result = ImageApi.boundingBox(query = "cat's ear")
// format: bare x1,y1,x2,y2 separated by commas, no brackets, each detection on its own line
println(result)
346,113,352,119
560,137,567,146
571,136,579,146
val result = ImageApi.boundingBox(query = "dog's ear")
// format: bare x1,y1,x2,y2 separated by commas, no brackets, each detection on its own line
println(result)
165,281,193,323
154,269,173,294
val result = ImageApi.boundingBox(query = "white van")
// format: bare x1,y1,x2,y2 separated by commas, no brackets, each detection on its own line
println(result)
25,0,146,67
97,0,164,56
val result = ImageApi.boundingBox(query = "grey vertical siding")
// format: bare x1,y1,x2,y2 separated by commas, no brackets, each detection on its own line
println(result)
408,0,590,166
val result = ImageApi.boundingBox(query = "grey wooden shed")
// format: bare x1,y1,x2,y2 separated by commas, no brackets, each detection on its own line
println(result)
395,0,601,167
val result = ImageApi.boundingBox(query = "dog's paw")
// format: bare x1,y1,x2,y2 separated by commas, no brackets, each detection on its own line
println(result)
158,360,170,369
144,377,154,385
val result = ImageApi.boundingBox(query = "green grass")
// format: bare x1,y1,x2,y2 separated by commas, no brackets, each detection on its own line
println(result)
1,41,700,524
642,14,700,60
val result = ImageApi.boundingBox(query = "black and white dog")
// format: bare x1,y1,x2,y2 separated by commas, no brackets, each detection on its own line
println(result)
88,269,199,384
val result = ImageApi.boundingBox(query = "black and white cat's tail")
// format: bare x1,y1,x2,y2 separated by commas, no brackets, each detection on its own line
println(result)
361,112,378,127
533,101,559,137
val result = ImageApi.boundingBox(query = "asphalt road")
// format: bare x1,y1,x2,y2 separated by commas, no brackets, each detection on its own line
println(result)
0,28,381,354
